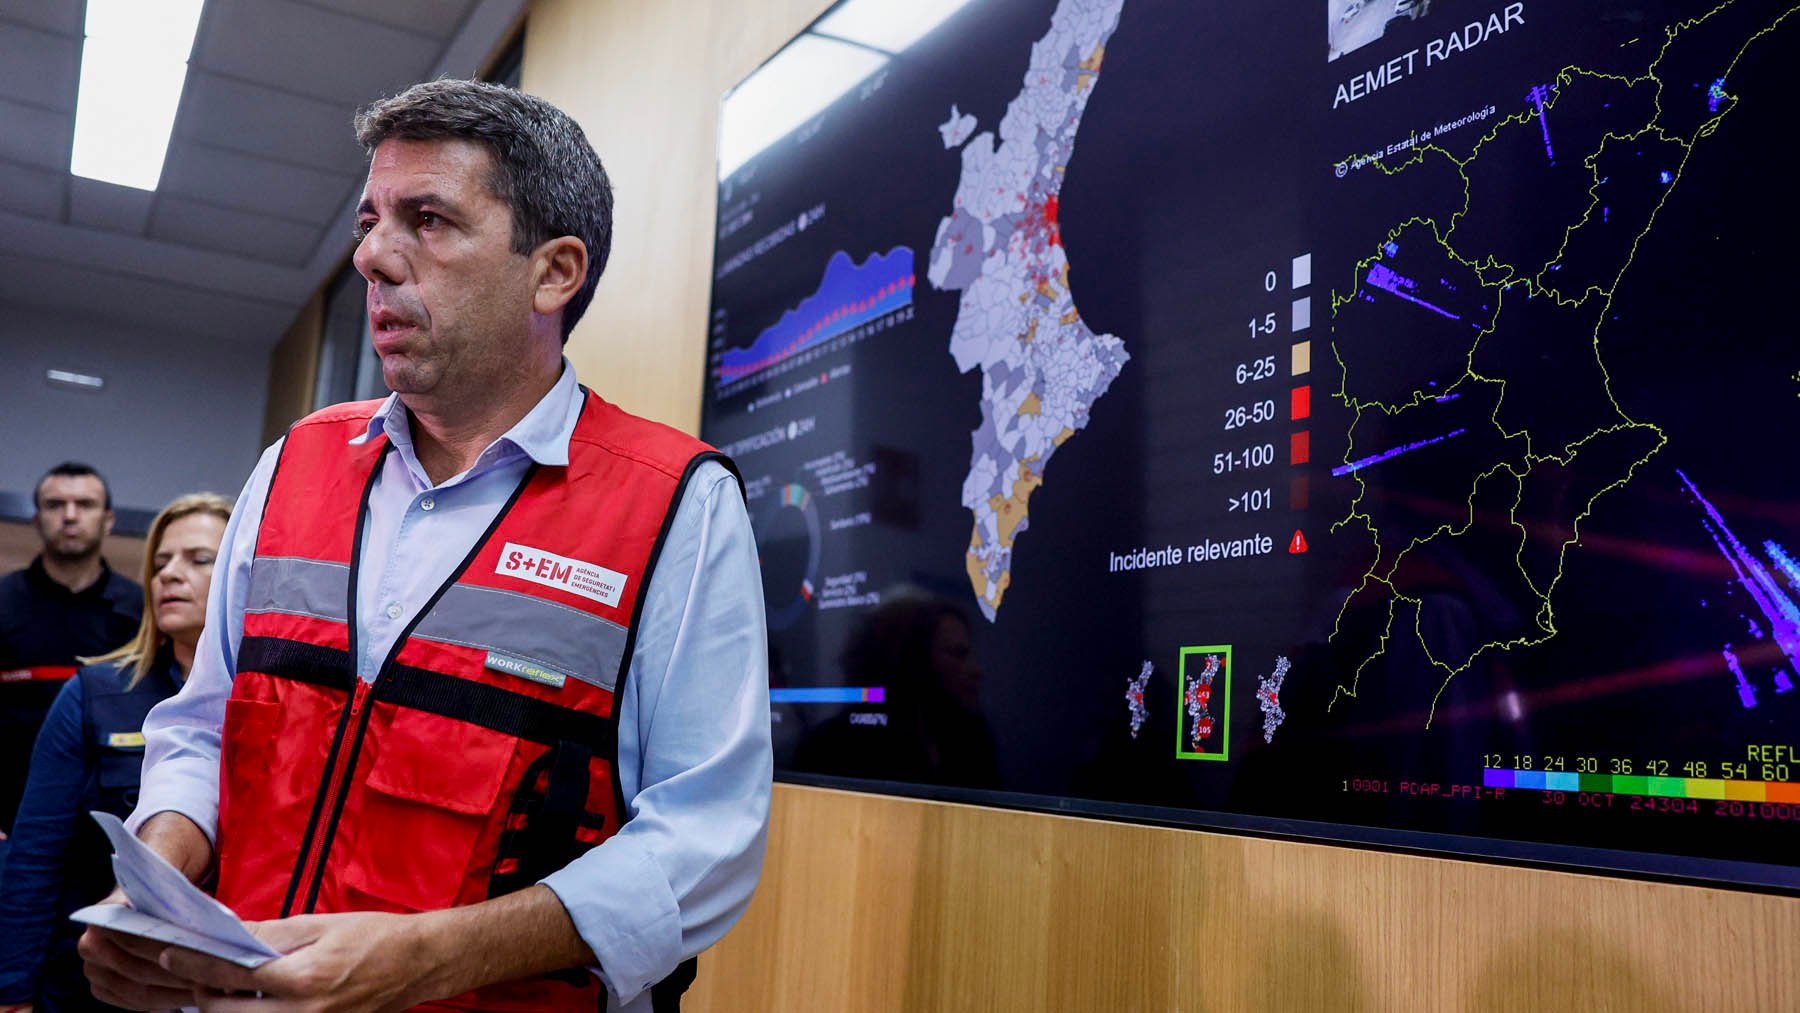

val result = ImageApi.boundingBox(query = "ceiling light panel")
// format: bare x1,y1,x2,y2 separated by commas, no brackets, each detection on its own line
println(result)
69,0,205,191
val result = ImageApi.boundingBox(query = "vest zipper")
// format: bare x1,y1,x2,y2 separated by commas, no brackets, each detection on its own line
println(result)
282,457,539,916
289,677,375,913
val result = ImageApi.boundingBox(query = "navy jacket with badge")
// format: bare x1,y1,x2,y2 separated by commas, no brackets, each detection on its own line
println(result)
0,558,144,833
0,653,179,1009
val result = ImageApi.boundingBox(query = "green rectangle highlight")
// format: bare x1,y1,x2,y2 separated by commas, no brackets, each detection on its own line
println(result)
1579,773,1612,793
1174,645,1232,762
1611,775,1649,795
1647,777,1685,797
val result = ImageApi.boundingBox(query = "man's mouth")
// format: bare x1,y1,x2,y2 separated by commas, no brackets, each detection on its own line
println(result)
371,310,420,334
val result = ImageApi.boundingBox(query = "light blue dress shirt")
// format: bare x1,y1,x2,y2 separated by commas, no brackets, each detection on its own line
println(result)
130,363,772,1010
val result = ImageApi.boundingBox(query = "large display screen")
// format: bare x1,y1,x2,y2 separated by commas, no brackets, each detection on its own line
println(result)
700,0,1800,889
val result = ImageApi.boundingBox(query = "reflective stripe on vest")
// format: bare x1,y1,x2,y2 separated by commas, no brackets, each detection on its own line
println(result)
247,555,629,692
1,665,78,682
215,391,731,1013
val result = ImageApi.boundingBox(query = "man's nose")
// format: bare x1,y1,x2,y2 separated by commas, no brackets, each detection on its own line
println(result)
353,221,406,286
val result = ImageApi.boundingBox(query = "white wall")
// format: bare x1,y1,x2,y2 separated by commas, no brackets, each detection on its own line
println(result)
0,303,270,517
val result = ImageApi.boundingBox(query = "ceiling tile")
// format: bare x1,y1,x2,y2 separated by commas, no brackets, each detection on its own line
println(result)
0,251,293,344
0,96,70,170
150,195,323,266
0,206,315,302
293,0,478,43
0,161,63,218
0,1,82,37
69,176,154,234
192,0,444,107
175,71,361,172
160,140,358,226
0,0,517,355
0,22,79,111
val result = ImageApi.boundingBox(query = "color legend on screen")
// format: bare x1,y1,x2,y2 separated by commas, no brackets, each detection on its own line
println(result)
1483,767,1800,802
769,686,887,704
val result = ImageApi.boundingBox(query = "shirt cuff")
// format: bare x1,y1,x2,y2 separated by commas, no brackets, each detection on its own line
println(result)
539,832,681,1005
125,755,221,844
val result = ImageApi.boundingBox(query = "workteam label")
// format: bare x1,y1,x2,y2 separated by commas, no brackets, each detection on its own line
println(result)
498,542,628,608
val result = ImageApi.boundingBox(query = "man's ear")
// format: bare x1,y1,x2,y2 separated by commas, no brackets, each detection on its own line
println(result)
531,236,589,317
103,509,116,538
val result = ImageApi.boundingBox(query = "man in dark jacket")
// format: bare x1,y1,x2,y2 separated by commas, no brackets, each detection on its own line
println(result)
0,463,142,844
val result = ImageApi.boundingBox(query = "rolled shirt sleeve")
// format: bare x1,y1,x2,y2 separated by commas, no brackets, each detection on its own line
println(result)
539,461,773,1005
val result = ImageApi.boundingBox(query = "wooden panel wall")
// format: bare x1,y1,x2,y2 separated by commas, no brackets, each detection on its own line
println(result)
522,2,1799,1008
713,785,1798,1011
261,290,324,447
0,520,145,583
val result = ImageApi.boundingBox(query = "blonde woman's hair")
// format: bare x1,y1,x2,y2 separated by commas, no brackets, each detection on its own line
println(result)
84,492,232,687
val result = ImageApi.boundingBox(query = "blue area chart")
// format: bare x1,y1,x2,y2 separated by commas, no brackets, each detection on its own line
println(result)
718,247,915,390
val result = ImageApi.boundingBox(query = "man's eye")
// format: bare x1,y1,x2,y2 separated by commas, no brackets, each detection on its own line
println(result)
419,212,442,229
352,220,374,242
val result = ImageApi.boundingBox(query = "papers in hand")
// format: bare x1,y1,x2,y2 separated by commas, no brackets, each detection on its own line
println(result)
69,811,280,968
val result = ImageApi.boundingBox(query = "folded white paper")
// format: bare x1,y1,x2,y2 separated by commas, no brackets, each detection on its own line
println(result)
69,811,280,969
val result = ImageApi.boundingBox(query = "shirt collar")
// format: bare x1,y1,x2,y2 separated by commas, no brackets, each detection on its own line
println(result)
26,554,114,601
348,359,584,469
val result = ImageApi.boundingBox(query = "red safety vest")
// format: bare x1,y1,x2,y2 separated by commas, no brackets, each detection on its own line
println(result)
215,391,728,1011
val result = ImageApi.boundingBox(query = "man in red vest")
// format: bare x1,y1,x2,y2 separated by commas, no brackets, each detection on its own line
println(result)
78,80,771,1012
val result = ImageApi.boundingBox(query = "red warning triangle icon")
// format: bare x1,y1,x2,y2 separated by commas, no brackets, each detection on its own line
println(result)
1288,530,1309,554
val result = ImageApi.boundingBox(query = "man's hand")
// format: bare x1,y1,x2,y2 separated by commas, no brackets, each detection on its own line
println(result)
157,885,591,1012
163,911,429,1013
78,888,205,1010
77,811,216,1010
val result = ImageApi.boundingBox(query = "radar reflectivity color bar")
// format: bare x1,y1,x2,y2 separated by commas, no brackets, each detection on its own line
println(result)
1484,767,1800,802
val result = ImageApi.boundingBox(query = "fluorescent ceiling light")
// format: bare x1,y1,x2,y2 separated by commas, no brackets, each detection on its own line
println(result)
719,34,887,179
46,368,106,392
70,0,205,191
815,0,980,53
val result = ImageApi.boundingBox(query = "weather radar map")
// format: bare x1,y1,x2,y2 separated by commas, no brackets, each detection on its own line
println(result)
928,0,1130,621
703,0,1800,889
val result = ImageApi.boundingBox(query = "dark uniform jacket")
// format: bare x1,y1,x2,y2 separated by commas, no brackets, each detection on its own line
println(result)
0,654,176,1011
0,557,142,832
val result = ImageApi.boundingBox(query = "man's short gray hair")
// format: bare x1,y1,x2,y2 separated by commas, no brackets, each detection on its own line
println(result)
355,79,613,344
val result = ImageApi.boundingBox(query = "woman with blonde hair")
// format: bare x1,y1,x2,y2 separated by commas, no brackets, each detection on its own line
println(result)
0,493,230,1013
